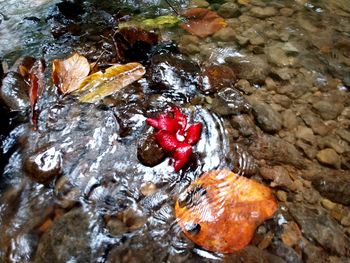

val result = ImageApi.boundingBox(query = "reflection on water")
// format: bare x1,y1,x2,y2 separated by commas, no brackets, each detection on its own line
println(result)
0,0,350,262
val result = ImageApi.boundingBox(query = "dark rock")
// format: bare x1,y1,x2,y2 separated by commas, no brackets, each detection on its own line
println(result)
310,169,350,205
23,144,62,184
225,245,286,263
137,130,166,167
248,133,306,168
269,241,302,263
288,203,350,257
148,53,202,95
211,87,251,116
56,1,84,20
34,208,103,263
230,114,256,137
251,102,282,133
0,72,30,111
201,64,236,94
0,60,4,82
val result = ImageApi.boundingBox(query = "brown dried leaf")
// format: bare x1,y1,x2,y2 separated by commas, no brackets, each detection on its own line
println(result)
175,169,278,253
52,53,90,94
181,8,227,38
77,62,145,103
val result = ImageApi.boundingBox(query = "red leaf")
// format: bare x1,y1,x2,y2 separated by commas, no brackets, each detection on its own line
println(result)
29,59,46,129
173,143,193,172
154,130,180,152
172,106,187,134
181,8,227,38
185,123,202,145
146,114,179,134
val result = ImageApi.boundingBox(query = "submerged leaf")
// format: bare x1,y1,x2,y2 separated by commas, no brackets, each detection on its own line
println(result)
175,170,277,253
52,53,90,94
78,63,145,103
181,8,227,38
29,59,46,129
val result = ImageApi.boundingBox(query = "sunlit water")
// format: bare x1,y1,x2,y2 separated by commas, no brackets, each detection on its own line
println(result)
0,0,350,262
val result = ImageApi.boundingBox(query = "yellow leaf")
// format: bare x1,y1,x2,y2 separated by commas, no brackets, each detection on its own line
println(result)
77,62,146,103
52,53,90,94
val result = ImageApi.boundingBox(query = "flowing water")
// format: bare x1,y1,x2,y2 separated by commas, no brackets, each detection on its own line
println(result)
0,0,350,262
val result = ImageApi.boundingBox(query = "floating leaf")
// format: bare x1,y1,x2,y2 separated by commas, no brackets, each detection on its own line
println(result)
175,170,278,253
146,107,202,172
77,62,145,103
142,15,181,28
52,53,90,94
181,8,227,38
119,15,181,30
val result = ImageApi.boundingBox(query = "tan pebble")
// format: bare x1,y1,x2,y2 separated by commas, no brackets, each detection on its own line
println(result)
321,198,336,210
276,190,287,202
140,182,157,196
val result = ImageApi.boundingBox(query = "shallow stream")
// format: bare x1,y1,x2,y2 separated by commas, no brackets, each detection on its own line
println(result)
0,0,350,262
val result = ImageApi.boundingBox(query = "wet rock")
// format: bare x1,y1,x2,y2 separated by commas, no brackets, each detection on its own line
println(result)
140,182,157,197
321,198,337,210
250,7,278,18
0,72,30,111
137,131,166,167
230,143,257,176
316,148,341,168
148,53,201,94
276,190,287,202
201,65,236,94
230,114,256,137
312,100,344,120
211,87,251,116
265,44,297,67
235,79,254,95
226,54,270,83
0,61,3,82
295,126,315,144
212,27,236,42
336,129,350,144
217,2,240,18
225,245,286,263
251,102,282,133
280,8,294,17
178,35,200,55
311,169,350,205
23,145,62,184
282,109,299,130
272,94,292,108
281,221,302,247
34,208,102,263
300,111,330,136
296,140,317,159
249,133,306,168
269,241,302,263
318,135,350,154
107,208,147,236
288,203,350,256
259,165,295,190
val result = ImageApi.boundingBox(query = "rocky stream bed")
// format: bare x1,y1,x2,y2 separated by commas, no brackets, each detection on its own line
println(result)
0,0,350,262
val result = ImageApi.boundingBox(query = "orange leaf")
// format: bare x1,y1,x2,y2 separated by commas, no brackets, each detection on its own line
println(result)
175,170,277,253
52,53,90,94
181,8,227,38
